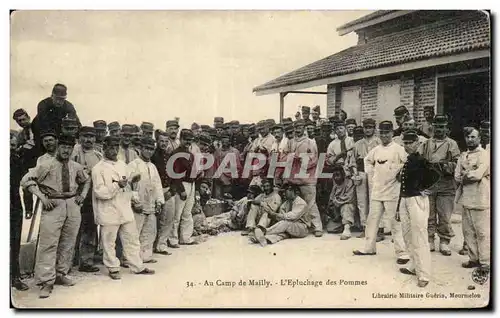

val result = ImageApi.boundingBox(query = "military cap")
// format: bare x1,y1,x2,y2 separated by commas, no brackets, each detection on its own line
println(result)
301,106,311,113
62,116,78,127
121,124,136,134
93,120,107,130
230,120,240,126
284,123,295,132
321,121,332,128
40,129,57,139
266,119,276,127
108,121,121,131
432,115,449,125
141,122,154,132
214,117,224,123
58,134,75,146
394,106,409,117
12,108,28,120
294,119,305,127
200,124,211,131
166,120,179,128
132,124,141,133
214,122,224,129
198,134,212,145
180,129,194,139
208,128,218,137
423,106,435,112
248,123,256,131
362,118,376,127
312,105,320,113
345,118,357,126
353,126,365,136
328,115,339,123
272,123,284,131
402,130,419,142
241,124,250,130
378,120,394,132
104,136,121,146
191,122,200,130
256,120,267,127
247,185,263,196
52,83,67,98
282,117,293,124
141,137,156,147
79,126,96,136
220,131,231,139
480,120,490,130
334,120,346,127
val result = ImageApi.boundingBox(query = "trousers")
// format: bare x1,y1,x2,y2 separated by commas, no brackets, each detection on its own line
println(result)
264,220,308,244
169,182,196,245
100,222,145,273
363,200,408,259
355,172,369,227
461,206,490,265
299,185,323,232
155,190,175,252
400,196,431,281
428,194,455,243
134,213,157,262
10,209,23,280
326,203,355,233
35,198,81,285
246,205,271,229
75,197,98,267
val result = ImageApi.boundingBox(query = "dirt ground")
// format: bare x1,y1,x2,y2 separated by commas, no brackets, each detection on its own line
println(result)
12,219,490,309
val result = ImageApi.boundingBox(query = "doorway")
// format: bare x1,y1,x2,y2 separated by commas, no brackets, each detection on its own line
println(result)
437,71,490,150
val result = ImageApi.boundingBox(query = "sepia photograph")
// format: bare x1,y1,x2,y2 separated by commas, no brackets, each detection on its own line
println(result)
9,8,491,308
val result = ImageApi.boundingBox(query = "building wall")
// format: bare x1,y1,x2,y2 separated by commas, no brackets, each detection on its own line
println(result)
326,69,435,125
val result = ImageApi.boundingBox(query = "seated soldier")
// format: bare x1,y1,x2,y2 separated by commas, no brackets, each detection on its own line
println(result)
325,164,356,240
241,178,282,236
229,185,263,231
251,184,311,246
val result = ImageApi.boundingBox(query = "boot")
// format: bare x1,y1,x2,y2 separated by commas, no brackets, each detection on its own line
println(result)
12,278,29,291
357,226,365,238
439,242,452,256
458,242,468,255
340,224,351,240
39,284,53,299
376,228,385,242
429,239,435,252
55,275,76,286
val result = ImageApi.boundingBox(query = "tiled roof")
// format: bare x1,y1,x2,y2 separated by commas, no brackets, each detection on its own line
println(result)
253,14,490,93
336,10,395,30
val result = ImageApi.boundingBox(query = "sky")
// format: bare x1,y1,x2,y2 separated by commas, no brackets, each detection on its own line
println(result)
10,10,370,130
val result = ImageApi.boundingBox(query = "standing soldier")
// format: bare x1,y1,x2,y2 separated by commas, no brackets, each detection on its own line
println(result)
269,123,289,188
418,106,435,138
21,135,90,298
141,122,155,139
287,120,323,237
393,106,410,137
353,121,409,264
301,106,313,125
92,136,155,280
93,120,107,153
419,115,460,256
348,118,381,239
311,105,322,126
108,121,121,137
10,133,29,291
326,120,354,171
71,127,103,273
128,137,165,263
397,130,440,288
118,124,139,164
455,127,490,270
315,121,333,218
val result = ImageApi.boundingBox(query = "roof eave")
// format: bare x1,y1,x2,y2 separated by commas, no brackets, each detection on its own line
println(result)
253,49,490,96
336,10,416,36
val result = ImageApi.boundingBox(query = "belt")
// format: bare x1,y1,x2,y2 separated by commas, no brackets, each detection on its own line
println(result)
46,193,77,199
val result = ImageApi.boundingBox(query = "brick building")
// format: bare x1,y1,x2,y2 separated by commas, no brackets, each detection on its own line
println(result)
253,10,490,147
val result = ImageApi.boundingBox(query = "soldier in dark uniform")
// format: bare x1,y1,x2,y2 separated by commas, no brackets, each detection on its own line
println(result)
93,120,107,153
393,106,410,137
32,84,81,146
397,130,440,288
10,133,29,291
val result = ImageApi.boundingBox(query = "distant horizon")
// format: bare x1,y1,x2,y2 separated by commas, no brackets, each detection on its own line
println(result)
10,10,371,130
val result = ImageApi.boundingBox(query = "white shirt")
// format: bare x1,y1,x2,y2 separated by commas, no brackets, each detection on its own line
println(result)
326,136,355,166
128,158,165,214
92,159,137,225
364,142,407,201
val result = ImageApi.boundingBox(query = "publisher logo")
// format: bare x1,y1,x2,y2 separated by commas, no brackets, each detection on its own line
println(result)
471,266,489,285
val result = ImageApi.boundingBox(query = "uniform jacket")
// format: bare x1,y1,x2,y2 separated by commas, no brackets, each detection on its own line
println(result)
128,158,165,214
399,152,440,197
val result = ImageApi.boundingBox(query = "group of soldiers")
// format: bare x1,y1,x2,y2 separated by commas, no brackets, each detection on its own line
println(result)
10,84,490,298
